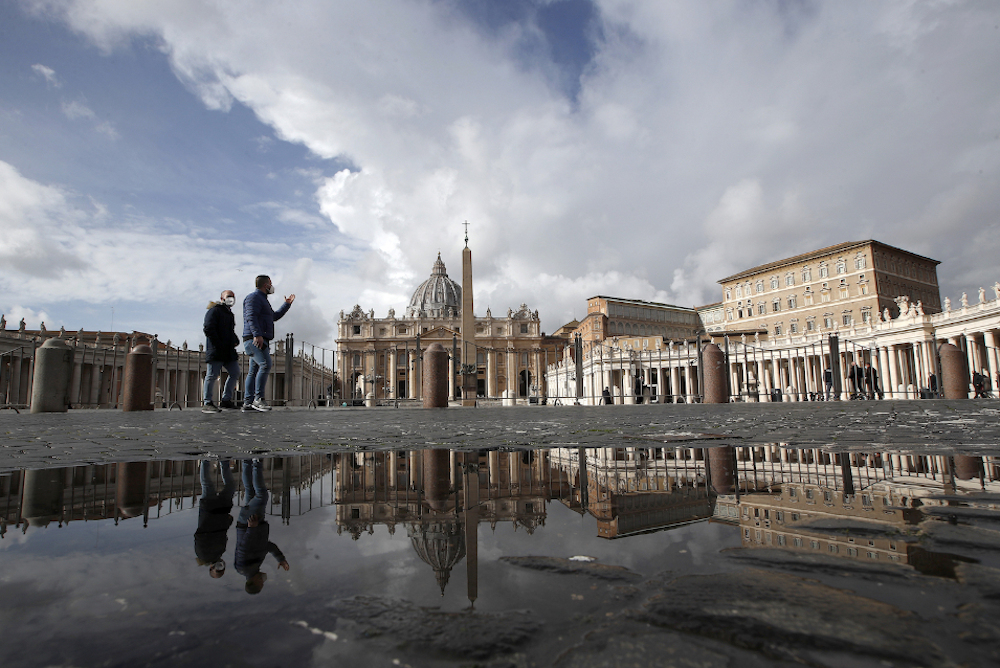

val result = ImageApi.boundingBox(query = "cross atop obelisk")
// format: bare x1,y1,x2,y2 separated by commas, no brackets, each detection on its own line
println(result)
463,220,469,248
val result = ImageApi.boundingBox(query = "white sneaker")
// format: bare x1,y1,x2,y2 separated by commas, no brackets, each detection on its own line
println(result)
251,398,271,412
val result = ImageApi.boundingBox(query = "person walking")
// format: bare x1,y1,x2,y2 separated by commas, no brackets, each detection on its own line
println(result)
864,363,883,400
242,275,294,412
823,367,834,401
203,289,241,412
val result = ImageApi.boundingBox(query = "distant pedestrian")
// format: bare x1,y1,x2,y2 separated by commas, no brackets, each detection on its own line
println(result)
847,362,861,399
864,363,883,400
823,367,834,400
242,275,294,412
203,289,241,412
602,387,612,405
928,373,938,396
973,371,987,398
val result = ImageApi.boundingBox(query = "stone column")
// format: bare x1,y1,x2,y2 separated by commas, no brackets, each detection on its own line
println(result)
671,365,681,403
448,352,456,400
388,348,397,398
683,364,694,404
407,350,417,399
885,345,900,399
487,349,497,398
966,334,981,376
985,331,999,392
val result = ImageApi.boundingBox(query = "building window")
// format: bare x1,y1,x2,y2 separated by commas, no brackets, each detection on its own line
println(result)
806,320,815,331
735,285,742,298
819,265,829,278
398,326,407,334
824,316,833,329
774,324,782,336
836,261,846,274
861,310,871,323
793,537,803,547
829,544,839,554
725,290,732,301
860,283,869,295
352,325,361,335
802,267,812,282
856,255,866,269
758,303,766,315
772,300,780,313
790,322,798,333
785,274,794,286
821,290,831,303
787,296,797,309
726,309,734,321
352,353,361,366
777,535,786,546
756,281,764,293
842,313,852,326
520,324,528,334
770,277,779,289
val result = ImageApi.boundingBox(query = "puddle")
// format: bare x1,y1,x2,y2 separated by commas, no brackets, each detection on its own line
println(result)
1,446,999,666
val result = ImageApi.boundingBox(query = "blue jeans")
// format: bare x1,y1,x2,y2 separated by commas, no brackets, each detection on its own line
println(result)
200,459,236,501
238,459,269,523
243,341,272,404
203,359,241,403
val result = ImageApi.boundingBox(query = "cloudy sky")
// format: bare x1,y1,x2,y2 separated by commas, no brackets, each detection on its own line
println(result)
2,0,998,349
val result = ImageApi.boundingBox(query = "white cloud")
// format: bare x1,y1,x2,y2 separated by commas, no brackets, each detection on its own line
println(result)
61,99,95,120
16,0,1000,338
31,63,61,87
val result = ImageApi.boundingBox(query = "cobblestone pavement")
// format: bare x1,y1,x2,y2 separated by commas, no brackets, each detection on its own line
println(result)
1,400,999,471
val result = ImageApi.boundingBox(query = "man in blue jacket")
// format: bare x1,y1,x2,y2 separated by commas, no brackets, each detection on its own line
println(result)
242,275,294,412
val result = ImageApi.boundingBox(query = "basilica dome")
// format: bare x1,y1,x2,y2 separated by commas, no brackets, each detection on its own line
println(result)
406,253,461,318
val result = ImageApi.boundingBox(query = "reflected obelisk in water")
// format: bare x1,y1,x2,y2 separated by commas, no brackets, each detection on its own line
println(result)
462,452,479,607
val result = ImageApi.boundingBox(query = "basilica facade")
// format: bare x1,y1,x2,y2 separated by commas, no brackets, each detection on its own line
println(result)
336,254,551,402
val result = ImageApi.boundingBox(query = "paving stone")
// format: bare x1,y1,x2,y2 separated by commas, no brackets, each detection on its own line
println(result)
1,400,1000,471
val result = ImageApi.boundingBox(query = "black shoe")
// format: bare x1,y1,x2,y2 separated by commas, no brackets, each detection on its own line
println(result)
219,400,236,409
202,402,222,413
241,403,254,413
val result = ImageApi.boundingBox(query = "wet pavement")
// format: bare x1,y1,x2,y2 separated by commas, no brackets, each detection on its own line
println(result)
3,400,1000,472
2,441,999,667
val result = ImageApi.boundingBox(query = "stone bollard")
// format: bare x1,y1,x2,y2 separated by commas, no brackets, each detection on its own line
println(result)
953,455,983,481
30,338,74,413
123,340,154,411
708,446,736,494
422,343,448,408
702,343,728,404
939,343,970,399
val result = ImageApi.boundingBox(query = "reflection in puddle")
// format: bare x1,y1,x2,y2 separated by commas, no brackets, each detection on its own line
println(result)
2,446,1000,666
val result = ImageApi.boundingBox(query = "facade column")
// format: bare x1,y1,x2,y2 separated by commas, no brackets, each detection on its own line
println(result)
877,347,891,399
388,348,397,398
670,365,681,404
448,352,456,400
966,334,981,376
985,331,999,392
683,364,694,404
487,349,496,398
407,350,417,399
886,345,901,399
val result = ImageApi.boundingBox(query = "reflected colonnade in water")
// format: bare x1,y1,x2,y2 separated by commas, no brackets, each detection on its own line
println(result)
2,446,1000,598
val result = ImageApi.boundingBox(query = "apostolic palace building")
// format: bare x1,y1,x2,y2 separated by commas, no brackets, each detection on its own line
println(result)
546,239,1000,405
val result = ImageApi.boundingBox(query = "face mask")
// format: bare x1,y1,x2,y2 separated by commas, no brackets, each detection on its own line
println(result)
266,285,275,295
224,296,235,307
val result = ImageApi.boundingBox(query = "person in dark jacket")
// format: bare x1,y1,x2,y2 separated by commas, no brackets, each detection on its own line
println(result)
194,459,235,577
864,363,883,400
203,289,241,411
235,459,289,594
242,275,294,412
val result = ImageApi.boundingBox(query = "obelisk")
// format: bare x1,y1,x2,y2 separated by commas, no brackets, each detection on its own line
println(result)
461,223,477,406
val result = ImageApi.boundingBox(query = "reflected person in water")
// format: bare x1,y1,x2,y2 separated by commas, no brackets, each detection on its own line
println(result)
194,459,236,578
235,459,290,594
